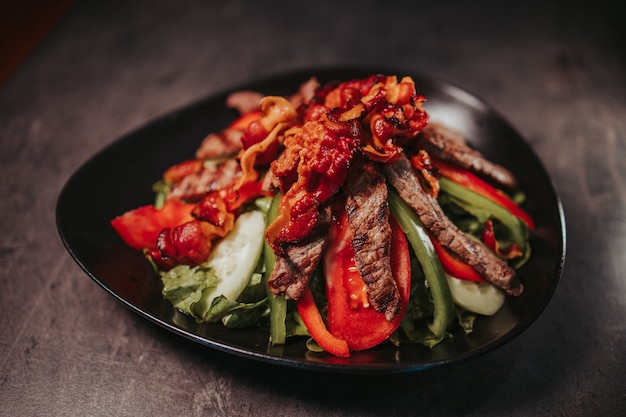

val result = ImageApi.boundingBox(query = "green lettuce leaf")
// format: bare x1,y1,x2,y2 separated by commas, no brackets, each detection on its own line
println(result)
161,265,218,316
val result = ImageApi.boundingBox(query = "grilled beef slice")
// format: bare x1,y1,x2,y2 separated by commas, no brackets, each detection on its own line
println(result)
416,123,518,190
384,155,523,296
343,160,400,321
267,206,331,300
167,158,241,201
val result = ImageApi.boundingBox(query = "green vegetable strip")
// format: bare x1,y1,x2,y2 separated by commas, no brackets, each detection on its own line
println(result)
388,189,455,347
439,177,530,267
264,193,287,345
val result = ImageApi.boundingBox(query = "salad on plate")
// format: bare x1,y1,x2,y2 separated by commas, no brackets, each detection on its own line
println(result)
111,74,533,357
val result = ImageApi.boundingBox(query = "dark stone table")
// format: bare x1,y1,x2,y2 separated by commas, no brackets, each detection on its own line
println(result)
2,1,624,415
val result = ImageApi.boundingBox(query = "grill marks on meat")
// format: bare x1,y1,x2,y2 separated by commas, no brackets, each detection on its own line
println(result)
343,160,400,321
167,159,241,201
384,155,523,296
195,129,243,160
267,206,331,300
416,123,518,190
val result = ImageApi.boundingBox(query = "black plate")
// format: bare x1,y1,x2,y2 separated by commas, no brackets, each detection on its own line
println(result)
56,67,566,374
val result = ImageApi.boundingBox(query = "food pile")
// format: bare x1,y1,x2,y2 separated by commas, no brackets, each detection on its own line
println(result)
111,74,533,357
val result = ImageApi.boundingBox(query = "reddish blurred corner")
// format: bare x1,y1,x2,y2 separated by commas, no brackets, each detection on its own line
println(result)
0,0,75,86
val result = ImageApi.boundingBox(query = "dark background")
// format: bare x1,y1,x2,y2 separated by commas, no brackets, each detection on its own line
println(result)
1,1,624,416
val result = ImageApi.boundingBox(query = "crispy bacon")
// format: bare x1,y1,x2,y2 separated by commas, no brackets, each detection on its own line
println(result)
265,115,361,255
263,75,429,262
154,193,234,269
320,75,429,163
241,76,434,302
235,96,298,188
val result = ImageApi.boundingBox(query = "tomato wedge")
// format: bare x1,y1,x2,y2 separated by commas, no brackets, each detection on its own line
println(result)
322,206,411,352
111,199,195,250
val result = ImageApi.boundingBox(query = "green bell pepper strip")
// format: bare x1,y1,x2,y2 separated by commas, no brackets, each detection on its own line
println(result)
438,177,531,268
388,189,455,347
263,193,288,345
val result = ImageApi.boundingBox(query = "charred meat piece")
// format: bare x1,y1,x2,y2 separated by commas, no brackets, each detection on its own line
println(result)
267,206,331,300
167,159,241,201
416,123,518,190
384,155,523,296
343,160,400,321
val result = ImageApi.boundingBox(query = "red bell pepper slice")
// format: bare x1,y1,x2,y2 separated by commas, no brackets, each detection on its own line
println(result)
428,158,535,230
429,234,484,282
111,199,195,250
296,286,350,357
323,205,411,352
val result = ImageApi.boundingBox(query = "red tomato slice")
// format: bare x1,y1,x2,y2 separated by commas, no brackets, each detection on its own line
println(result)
323,207,411,352
110,199,195,250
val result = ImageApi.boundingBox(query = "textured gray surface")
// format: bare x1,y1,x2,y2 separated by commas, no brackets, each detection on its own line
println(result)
1,0,625,416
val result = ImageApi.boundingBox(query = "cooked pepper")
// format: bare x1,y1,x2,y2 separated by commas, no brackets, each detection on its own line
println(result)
323,204,411,352
263,193,288,345
388,189,455,347
429,234,485,282
296,286,350,357
430,158,535,230
439,177,531,268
